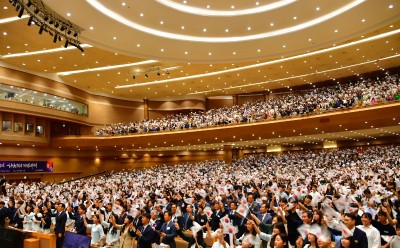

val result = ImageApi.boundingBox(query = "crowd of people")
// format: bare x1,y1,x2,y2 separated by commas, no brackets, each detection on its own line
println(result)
95,74,400,136
0,145,400,248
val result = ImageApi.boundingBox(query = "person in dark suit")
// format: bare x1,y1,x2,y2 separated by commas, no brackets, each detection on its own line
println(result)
0,176,6,196
54,203,67,248
210,201,226,231
182,204,194,230
150,210,163,231
0,201,7,227
343,213,368,248
73,204,87,236
158,211,177,248
259,203,272,225
170,204,183,228
330,213,368,248
135,213,155,248
12,200,24,229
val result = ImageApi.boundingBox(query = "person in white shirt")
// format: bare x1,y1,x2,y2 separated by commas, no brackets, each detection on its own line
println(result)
84,214,105,246
211,228,229,248
31,206,42,232
356,213,380,248
23,205,35,231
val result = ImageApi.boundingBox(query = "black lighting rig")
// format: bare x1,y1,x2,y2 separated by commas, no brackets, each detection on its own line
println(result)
9,0,84,52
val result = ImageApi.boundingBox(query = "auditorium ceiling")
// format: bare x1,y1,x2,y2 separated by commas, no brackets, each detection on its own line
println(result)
0,0,399,101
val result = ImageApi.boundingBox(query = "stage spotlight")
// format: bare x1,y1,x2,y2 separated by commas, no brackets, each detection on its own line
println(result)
44,16,49,22
54,22,59,28
60,25,66,31
18,6,24,18
39,24,45,35
70,43,84,52
67,30,72,35
34,7,39,14
27,16,33,26
26,0,32,7
15,3,20,11
73,32,78,37
64,40,69,48
53,33,58,43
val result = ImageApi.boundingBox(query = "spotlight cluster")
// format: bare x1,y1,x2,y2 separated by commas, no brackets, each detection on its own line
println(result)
9,0,84,52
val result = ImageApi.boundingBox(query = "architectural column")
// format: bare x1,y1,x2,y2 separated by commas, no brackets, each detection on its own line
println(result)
233,95,238,106
143,99,149,120
224,144,233,165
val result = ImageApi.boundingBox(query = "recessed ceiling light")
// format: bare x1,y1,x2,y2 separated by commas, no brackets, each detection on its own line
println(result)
140,13,144,17
160,21,164,24
3,32,7,36
137,44,141,47
122,2,126,6
247,26,251,30
184,51,188,54
293,16,297,20
270,22,274,26
161,48,164,52
334,29,338,32
255,2,259,6
208,52,212,55
90,26,94,30
389,4,394,8
67,13,71,17
206,5,210,9
203,28,207,32
316,7,320,11
362,19,365,22
113,36,117,40
181,26,185,29
231,5,235,9
225,28,229,32
3,6,8,9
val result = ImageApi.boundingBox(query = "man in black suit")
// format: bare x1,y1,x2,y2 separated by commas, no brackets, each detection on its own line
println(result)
259,203,272,225
54,203,67,248
158,211,177,248
0,176,6,196
210,201,226,231
12,200,24,229
0,201,7,227
332,213,368,248
182,204,194,230
74,204,87,236
135,213,155,248
150,210,162,231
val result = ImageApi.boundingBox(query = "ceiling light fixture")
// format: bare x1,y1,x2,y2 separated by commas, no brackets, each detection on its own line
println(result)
57,60,157,76
1,44,92,59
155,0,295,16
